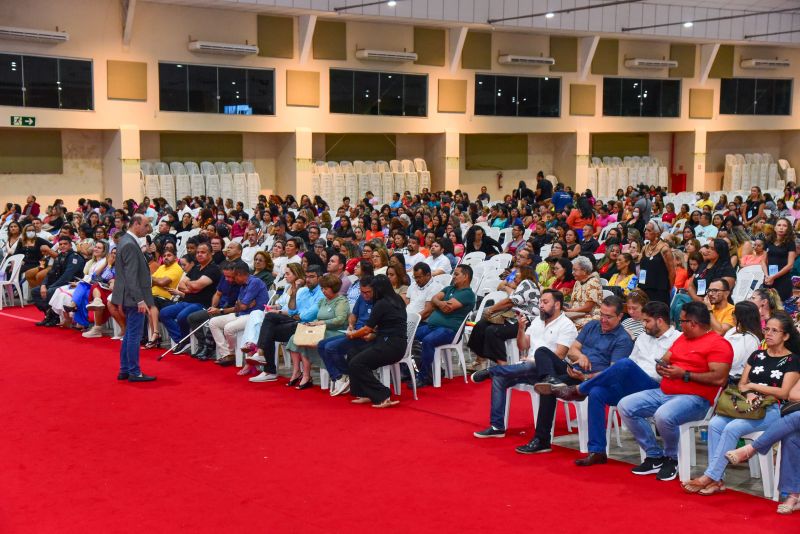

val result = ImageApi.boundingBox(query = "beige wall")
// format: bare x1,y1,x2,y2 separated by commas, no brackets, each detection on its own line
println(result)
2,0,800,198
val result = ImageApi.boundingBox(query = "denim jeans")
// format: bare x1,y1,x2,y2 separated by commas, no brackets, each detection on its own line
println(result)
578,359,660,453
488,361,539,430
159,301,204,343
618,388,710,459
752,410,800,494
704,404,780,481
318,335,365,381
415,324,457,380
120,306,146,376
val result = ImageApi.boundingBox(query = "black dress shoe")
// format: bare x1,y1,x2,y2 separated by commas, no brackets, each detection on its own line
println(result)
515,437,552,454
35,317,49,326
552,384,587,402
575,452,608,467
533,376,566,396
117,373,130,380
128,373,157,382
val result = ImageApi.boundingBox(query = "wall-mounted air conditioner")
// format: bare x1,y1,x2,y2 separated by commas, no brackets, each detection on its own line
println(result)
498,54,555,66
740,58,790,69
188,40,259,56
355,49,418,62
0,25,69,43
624,58,678,69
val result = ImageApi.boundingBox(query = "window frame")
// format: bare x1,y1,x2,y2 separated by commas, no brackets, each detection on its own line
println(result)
328,68,428,117
157,61,275,116
602,76,681,118
0,52,94,111
473,73,562,118
719,77,793,116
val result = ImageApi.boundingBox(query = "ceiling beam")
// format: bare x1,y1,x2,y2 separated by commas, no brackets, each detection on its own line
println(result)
622,7,799,32
489,0,643,25
578,36,600,81
699,43,720,84
122,0,136,46
298,14,317,64
449,26,468,73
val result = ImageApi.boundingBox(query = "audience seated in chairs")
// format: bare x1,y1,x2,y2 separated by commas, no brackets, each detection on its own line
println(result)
618,301,732,482
565,255,603,330
33,236,85,327
414,264,476,387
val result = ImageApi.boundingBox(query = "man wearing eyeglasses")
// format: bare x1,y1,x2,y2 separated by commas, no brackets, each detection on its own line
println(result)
617,301,732,482
705,279,735,335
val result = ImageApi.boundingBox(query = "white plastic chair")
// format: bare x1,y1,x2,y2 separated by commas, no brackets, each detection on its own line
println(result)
432,317,469,387
487,253,513,270
740,430,778,499
460,252,486,267
379,311,422,399
0,254,25,309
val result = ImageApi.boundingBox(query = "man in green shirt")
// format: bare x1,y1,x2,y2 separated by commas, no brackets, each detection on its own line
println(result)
414,264,476,386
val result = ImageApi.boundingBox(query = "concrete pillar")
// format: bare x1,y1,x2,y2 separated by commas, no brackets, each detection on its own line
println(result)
295,128,313,197
444,129,460,192
692,129,707,192
574,130,591,192
102,125,141,205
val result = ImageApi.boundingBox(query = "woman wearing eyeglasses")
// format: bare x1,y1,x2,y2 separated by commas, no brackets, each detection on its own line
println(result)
683,311,800,497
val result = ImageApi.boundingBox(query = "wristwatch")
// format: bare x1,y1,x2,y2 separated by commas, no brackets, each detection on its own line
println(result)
683,371,691,383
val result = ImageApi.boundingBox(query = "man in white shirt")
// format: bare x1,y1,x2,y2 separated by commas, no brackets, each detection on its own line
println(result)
695,212,719,240
545,300,681,466
407,263,441,317
471,289,578,439
241,229,260,269
404,236,426,270
424,239,453,277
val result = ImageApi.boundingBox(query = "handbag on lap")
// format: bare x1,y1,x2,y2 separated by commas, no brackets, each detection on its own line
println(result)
293,324,326,347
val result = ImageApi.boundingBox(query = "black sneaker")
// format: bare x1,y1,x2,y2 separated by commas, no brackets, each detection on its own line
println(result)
471,369,491,383
631,456,665,475
473,426,506,438
656,457,678,481
515,437,552,454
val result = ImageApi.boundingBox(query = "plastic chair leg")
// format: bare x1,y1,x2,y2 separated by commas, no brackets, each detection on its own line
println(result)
456,347,467,383
320,367,331,390
432,350,442,387
677,424,693,483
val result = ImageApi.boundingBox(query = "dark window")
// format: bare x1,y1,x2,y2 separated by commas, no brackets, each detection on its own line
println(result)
720,78,792,115
474,74,561,117
329,69,353,113
602,77,680,117
158,63,188,112
24,56,59,109
0,54,23,107
58,58,93,110
329,69,427,117
158,62,274,115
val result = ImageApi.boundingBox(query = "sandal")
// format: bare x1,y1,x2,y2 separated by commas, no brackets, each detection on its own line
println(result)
236,365,252,376
698,481,726,496
351,397,371,404
144,334,163,349
725,444,756,465
682,477,713,494
371,398,400,408
777,494,800,515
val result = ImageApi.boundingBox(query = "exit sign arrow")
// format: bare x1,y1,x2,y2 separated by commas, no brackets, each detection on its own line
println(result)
10,115,36,127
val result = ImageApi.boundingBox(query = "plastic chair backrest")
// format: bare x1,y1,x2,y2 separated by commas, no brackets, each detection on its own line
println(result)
405,312,422,357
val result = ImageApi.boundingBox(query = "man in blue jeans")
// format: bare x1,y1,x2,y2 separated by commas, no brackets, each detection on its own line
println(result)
319,276,374,396
539,301,681,466
617,301,732,482
414,264,476,386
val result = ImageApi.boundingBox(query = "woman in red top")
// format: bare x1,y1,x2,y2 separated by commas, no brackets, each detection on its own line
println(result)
661,203,677,226
365,219,384,242
551,257,576,300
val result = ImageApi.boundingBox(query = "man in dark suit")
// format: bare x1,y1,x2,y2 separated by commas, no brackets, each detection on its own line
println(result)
112,213,156,382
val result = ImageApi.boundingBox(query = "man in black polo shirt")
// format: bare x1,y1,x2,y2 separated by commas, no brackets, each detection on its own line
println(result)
535,171,553,204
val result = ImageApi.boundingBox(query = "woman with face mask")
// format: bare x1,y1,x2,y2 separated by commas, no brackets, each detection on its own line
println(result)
15,224,53,287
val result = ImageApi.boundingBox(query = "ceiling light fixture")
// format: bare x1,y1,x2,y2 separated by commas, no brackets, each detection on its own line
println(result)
334,0,403,12
683,21,693,28
623,7,799,32
488,0,643,25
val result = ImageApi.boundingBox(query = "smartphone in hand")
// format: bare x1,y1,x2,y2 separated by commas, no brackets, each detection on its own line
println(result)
655,358,669,367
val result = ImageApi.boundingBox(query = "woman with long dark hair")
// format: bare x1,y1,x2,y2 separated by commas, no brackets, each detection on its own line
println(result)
685,311,800,497
762,217,797,301
344,274,408,408
463,225,501,257
723,301,763,377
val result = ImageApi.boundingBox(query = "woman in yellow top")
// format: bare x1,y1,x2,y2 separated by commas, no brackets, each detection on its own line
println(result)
608,253,637,294
535,241,566,288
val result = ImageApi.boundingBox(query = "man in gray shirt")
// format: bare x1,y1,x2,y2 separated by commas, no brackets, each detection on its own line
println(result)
632,190,652,223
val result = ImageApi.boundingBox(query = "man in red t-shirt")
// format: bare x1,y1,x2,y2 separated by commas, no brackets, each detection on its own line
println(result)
618,301,732,482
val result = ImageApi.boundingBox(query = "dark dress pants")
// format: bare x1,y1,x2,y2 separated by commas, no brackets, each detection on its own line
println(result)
256,312,299,374
347,336,406,404
466,318,517,362
532,346,581,443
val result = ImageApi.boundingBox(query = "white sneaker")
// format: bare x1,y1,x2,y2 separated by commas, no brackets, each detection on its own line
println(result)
246,353,266,365
249,372,278,383
331,376,350,396
82,326,104,338
86,297,105,311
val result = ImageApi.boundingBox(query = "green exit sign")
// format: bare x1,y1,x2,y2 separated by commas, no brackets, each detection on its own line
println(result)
10,115,36,127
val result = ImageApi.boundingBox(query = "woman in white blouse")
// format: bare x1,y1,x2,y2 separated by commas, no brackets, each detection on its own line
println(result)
723,300,763,377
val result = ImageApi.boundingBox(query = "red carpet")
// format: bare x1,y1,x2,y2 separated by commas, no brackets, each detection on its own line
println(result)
0,305,795,533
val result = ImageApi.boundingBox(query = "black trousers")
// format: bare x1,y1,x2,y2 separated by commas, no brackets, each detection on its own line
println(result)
532,346,581,443
187,309,212,343
642,287,670,306
31,284,57,313
466,319,518,361
347,336,406,404
257,312,299,374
